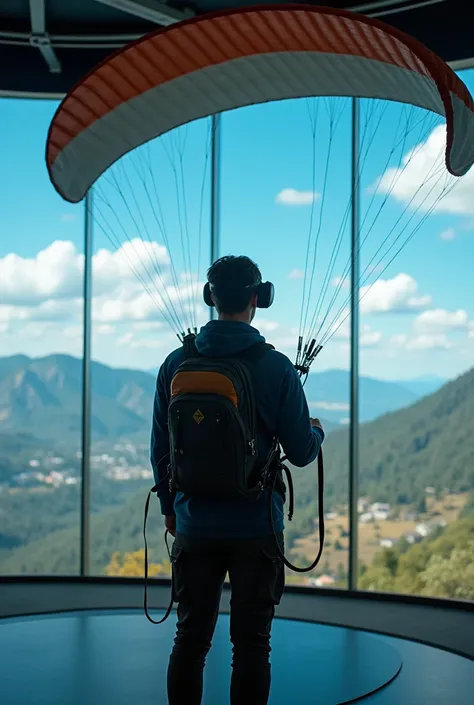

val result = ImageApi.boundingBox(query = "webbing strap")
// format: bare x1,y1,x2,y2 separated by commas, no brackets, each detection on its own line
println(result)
268,448,325,573
143,489,174,625
143,466,175,625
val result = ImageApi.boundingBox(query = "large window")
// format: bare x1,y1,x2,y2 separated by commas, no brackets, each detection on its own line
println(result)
0,99,83,575
221,99,352,588
2,72,472,601
357,71,474,600
89,118,212,576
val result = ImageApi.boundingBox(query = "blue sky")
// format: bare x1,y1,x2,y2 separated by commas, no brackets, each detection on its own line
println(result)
1,70,474,382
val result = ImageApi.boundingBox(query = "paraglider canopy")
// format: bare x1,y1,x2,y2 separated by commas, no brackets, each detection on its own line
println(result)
47,4,474,204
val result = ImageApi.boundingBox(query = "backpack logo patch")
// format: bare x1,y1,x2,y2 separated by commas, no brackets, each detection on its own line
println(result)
193,409,204,425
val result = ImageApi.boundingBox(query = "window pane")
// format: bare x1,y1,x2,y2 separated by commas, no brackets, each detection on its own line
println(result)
0,99,83,575
221,99,351,588
357,71,474,600
89,119,211,576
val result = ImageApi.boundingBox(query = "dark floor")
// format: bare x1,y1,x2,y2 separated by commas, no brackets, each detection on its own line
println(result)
1,610,473,704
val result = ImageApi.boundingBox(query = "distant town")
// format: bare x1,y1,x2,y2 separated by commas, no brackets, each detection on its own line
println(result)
2,442,153,492
294,489,466,588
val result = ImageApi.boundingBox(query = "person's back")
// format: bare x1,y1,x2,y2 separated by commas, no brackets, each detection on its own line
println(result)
151,255,324,705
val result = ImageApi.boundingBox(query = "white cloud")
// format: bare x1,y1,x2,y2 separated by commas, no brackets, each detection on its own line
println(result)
0,241,83,305
439,227,456,241
376,124,474,215
117,332,133,347
61,214,77,222
391,334,408,347
0,305,30,322
406,334,452,351
275,188,320,206
0,239,170,307
335,320,381,348
329,311,350,340
0,239,202,331
132,321,164,331
63,325,83,340
309,401,349,412
95,324,115,335
390,332,452,351
360,273,431,314
414,309,470,334
332,276,350,290
360,328,382,347
258,319,280,333
117,330,173,350
288,268,305,280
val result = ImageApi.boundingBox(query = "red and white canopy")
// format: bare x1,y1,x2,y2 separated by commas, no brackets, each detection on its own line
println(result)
46,4,474,203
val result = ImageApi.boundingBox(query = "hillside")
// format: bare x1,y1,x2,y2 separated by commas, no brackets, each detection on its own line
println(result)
0,354,156,443
292,365,474,515
0,484,166,574
0,362,473,575
0,354,442,445
303,369,421,423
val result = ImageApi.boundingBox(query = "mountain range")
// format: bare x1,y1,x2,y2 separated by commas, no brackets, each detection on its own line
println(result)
302,370,445,424
0,362,472,574
290,364,474,520
0,354,446,443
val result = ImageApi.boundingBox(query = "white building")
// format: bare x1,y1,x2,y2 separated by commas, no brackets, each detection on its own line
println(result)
373,510,390,521
370,502,391,513
404,531,422,545
359,512,374,523
310,574,336,587
416,517,447,537
380,538,397,548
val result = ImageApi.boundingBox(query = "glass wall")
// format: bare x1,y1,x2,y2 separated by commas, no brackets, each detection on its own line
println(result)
89,118,212,576
2,72,473,601
357,70,474,600
220,98,352,588
0,98,83,575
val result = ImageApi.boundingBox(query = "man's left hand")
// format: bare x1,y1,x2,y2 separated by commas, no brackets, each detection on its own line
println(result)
165,515,176,537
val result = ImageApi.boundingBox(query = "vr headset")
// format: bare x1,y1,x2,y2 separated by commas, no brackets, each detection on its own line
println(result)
203,280,275,309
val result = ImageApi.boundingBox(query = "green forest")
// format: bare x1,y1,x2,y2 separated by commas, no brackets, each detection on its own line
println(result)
358,513,474,599
0,365,473,601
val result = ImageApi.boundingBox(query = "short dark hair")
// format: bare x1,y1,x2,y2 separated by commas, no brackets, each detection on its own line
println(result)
207,255,262,314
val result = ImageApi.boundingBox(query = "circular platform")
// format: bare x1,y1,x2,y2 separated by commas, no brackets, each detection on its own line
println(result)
1,610,402,705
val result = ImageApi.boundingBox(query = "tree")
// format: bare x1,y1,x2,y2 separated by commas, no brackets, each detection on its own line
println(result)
420,542,474,600
105,549,171,577
359,565,394,592
416,497,427,514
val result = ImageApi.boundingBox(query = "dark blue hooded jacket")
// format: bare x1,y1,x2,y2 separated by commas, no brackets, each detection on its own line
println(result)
151,320,324,538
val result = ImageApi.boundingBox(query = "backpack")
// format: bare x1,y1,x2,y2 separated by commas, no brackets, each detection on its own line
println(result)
167,338,275,502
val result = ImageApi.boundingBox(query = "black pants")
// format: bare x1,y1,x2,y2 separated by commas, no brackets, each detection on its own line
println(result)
168,531,285,705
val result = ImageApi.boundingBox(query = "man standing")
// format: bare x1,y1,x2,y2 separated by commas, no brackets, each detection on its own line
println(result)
151,255,324,705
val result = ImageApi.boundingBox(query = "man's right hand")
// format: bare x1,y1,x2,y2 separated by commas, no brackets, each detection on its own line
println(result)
310,417,324,431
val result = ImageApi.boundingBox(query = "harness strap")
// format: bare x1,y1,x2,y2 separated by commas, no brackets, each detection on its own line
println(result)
268,449,325,573
143,486,175,625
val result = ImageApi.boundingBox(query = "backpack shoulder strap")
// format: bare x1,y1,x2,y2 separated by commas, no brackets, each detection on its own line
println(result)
239,342,274,367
